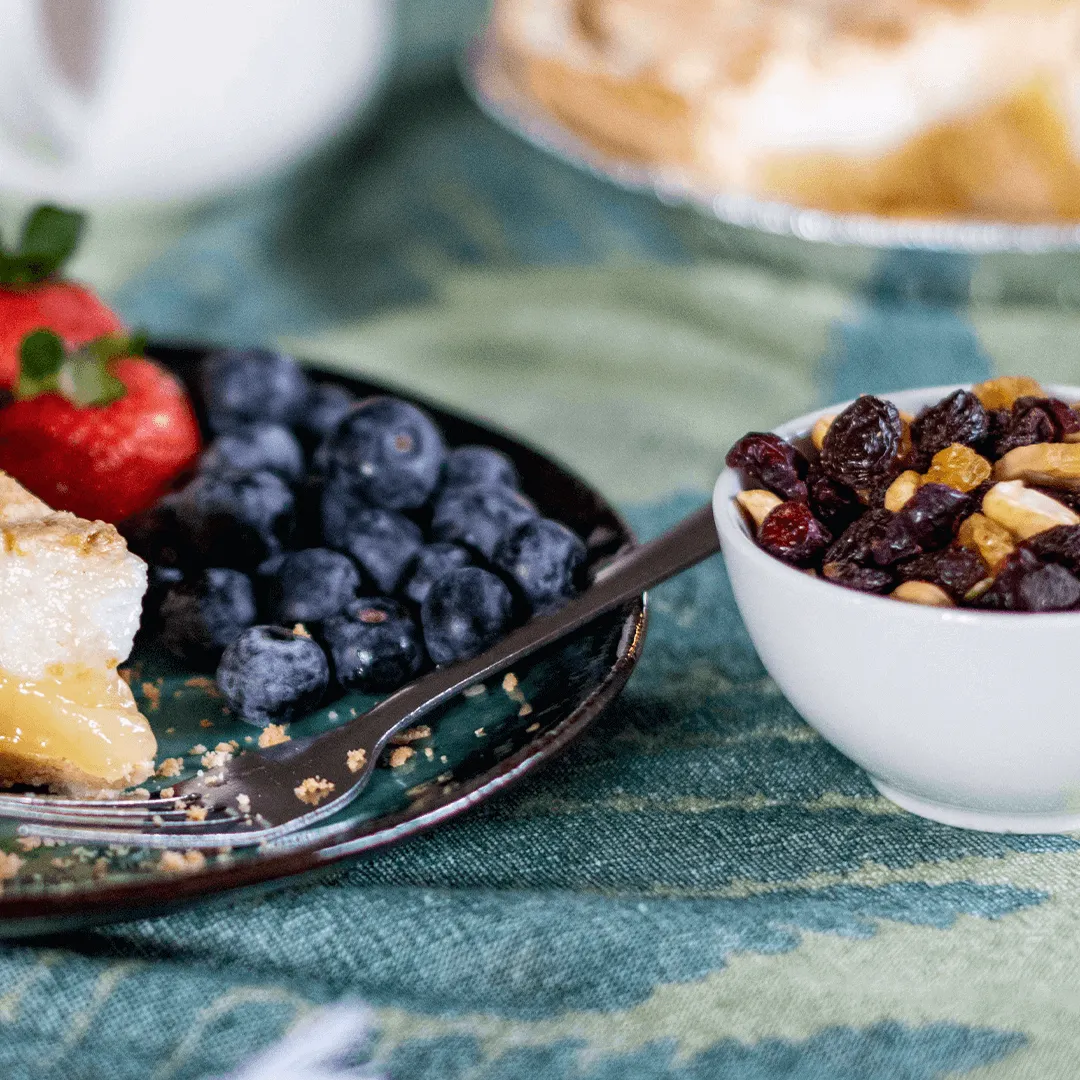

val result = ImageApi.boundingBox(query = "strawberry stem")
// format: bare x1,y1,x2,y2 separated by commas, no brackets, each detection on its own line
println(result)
16,329,142,407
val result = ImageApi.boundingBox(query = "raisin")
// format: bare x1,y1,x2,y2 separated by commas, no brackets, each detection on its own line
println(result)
973,376,1045,411
976,548,1080,612
871,483,970,566
910,390,988,458
923,444,992,493
994,399,1057,458
859,466,904,509
757,501,830,566
822,561,894,594
895,546,986,599
824,508,894,566
726,433,808,501
1012,397,1080,441
819,396,902,489
1020,524,1080,575
806,462,862,533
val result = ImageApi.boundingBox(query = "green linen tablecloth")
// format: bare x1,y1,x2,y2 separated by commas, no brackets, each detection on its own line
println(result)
5,4,1080,1077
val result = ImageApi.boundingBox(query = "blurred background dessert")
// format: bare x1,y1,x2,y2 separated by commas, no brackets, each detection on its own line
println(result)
491,0,1080,221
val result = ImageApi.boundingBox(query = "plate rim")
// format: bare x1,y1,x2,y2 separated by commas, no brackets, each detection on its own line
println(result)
0,344,647,936
463,33,1080,255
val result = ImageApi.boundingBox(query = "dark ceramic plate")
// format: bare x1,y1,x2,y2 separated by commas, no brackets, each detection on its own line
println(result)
0,344,646,938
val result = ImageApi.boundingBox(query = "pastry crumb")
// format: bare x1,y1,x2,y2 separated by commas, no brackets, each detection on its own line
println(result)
160,787,175,798
474,727,485,737
199,718,215,729
502,672,518,693
0,852,25,880
236,793,251,814
189,744,208,756
158,850,206,873
200,748,231,769
463,683,486,697
346,749,368,773
117,666,132,685
185,676,220,696
258,724,291,749
141,682,161,711
389,746,415,768
15,836,40,852
130,788,151,800
424,746,435,760
186,805,208,822
526,722,540,733
391,725,431,744
518,703,533,717
327,710,338,721
294,776,335,806
293,623,311,638
157,757,184,778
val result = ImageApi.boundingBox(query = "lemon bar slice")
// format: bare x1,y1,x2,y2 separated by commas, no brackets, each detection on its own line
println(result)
0,472,155,796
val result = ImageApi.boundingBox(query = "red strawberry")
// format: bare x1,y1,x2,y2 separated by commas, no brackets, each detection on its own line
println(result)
0,331,202,522
0,205,122,388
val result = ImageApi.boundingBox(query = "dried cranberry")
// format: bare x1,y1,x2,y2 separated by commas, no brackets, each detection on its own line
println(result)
1021,524,1080,575
824,508,894,567
820,396,902,489
994,399,1058,458
1040,398,1080,440
757,501,830,566
871,483,970,566
911,389,988,457
726,433,808,501
895,546,986,599
806,462,862,533
977,548,1080,612
822,561,894,594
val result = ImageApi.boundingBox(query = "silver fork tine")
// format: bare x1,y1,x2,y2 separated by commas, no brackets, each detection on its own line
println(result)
0,793,190,811
21,817,251,849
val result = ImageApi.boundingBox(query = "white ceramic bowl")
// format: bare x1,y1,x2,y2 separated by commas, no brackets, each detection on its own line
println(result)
714,384,1080,833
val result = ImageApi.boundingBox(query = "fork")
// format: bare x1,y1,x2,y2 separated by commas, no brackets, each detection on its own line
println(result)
0,504,720,850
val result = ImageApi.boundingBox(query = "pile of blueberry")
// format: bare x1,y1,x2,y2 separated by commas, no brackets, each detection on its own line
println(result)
126,348,587,726
726,378,1080,613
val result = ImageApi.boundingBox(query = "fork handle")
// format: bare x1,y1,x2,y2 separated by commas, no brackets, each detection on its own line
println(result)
326,503,721,755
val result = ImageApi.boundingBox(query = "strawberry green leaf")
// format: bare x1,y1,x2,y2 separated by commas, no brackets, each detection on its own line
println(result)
16,330,66,397
0,205,85,286
14,329,137,406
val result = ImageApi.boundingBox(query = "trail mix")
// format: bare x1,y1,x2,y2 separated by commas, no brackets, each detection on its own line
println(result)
726,377,1080,611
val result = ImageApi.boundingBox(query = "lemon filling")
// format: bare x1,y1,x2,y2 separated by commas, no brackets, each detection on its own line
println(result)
0,664,156,792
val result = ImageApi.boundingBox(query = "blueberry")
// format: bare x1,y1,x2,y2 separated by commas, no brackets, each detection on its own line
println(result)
302,383,355,446
271,548,360,626
202,347,310,433
421,567,514,665
443,445,519,491
318,397,446,510
200,423,305,483
323,598,425,692
217,625,329,725
168,468,295,569
159,568,257,665
431,484,538,560
339,507,423,594
492,518,586,613
321,477,370,544
402,543,472,606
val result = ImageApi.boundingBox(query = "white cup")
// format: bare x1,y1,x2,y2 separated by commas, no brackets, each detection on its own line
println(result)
0,0,395,202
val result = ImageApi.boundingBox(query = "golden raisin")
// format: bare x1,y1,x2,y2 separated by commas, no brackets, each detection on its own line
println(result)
923,443,992,493
971,376,1045,411
811,415,834,451
956,511,1016,570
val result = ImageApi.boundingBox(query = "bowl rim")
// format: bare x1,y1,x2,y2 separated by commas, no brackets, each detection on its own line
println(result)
713,382,1080,626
